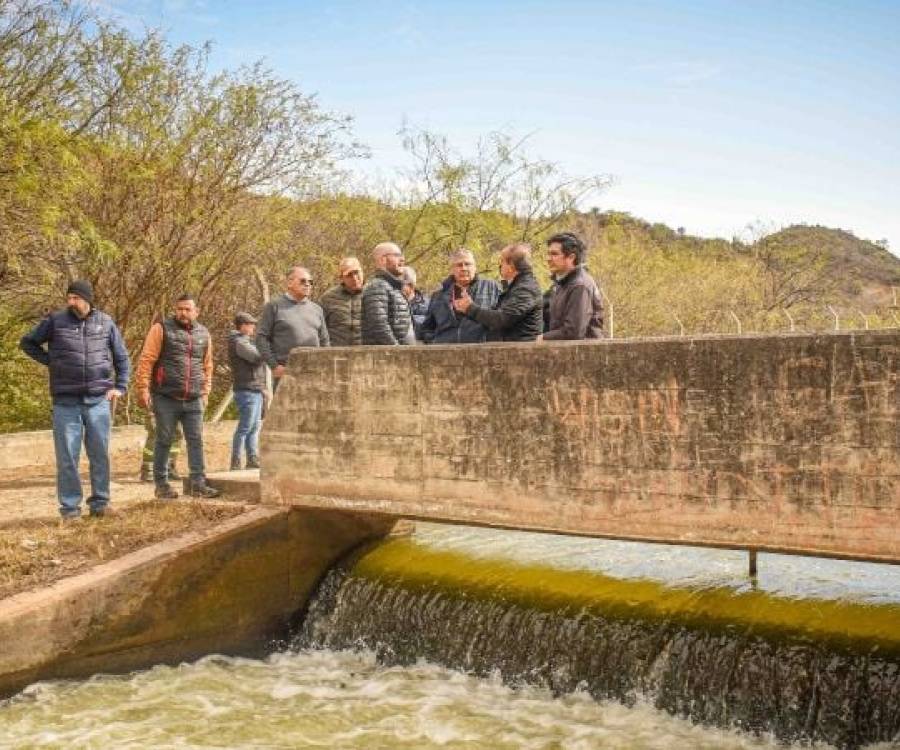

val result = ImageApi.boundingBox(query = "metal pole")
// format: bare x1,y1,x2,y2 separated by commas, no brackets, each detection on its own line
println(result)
748,549,758,578
784,309,795,332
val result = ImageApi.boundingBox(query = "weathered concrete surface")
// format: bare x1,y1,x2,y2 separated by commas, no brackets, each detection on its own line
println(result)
0,421,239,481
262,331,900,562
0,506,397,698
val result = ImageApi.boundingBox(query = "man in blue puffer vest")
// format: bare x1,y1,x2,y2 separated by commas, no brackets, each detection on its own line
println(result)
20,280,131,520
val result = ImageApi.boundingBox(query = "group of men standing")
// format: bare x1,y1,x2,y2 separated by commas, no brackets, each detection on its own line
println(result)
19,231,602,520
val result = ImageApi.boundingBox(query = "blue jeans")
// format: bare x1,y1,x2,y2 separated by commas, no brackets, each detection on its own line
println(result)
52,398,111,517
231,389,263,464
152,394,205,484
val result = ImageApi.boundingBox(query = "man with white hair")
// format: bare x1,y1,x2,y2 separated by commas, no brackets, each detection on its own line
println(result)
453,242,543,342
420,248,500,344
361,242,412,345
257,265,329,388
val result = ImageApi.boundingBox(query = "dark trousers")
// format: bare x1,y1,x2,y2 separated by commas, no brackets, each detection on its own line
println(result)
152,393,205,484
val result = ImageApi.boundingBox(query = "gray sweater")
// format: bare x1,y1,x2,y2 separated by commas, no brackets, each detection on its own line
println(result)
256,294,330,367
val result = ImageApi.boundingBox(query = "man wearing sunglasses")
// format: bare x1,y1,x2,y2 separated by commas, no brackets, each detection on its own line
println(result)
257,265,330,389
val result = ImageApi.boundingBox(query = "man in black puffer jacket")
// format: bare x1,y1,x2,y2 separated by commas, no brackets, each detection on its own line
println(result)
361,242,412,345
453,243,542,342
20,280,131,519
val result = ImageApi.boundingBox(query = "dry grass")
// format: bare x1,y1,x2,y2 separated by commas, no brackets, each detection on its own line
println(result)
0,501,245,600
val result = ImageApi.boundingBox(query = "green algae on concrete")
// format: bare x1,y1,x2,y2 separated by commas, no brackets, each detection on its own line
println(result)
351,537,900,656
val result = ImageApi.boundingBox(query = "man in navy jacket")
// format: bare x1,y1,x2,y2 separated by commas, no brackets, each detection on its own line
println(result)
20,280,131,519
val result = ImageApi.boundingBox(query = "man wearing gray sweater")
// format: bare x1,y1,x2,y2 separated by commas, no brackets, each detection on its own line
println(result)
257,266,330,389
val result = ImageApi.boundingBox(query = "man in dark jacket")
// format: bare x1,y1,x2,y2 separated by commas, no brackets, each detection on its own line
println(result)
135,294,220,499
320,257,364,346
420,249,500,344
453,243,542,342
228,312,266,471
361,242,412,345
543,232,604,340
20,280,131,519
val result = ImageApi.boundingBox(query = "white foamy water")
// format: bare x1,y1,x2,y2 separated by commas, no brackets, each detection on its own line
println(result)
0,649,817,750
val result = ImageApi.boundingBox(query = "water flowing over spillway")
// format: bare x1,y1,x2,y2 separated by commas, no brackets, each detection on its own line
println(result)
295,526,900,750
2,525,899,749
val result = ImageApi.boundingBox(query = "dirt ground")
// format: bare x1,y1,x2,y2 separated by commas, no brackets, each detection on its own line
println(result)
0,471,159,526
0,469,247,599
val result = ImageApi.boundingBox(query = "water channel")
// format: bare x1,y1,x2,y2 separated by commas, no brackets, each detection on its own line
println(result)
2,524,899,749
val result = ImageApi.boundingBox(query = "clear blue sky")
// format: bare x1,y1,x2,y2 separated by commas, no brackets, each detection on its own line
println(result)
102,0,899,251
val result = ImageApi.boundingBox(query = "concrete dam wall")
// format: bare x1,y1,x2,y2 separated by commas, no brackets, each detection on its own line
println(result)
262,330,899,562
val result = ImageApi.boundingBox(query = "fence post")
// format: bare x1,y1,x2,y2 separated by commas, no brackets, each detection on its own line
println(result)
673,314,685,336
729,311,742,334
855,308,869,330
826,305,840,331
783,309,795,332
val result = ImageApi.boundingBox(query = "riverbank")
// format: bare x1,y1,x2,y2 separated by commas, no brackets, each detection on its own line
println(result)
0,501,245,599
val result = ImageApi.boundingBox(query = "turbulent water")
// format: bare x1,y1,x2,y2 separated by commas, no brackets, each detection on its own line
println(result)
0,650,827,749
2,525,899,749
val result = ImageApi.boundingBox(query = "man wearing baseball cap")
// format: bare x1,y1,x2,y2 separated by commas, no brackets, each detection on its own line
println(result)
228,311,265,470
319,256,365,347
20,279,131,519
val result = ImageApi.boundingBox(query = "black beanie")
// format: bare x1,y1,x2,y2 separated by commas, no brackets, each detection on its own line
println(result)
66,279,94,305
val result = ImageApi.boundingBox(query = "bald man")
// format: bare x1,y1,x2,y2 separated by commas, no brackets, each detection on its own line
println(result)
361,242,413,345
320,257,365,346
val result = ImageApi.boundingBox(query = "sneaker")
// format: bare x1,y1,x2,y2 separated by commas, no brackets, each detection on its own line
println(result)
59,512,82,524
246,456,261,470
167,462,182,481
89,507,107,519
139,464,153,482
230,459,242,471
190,481,221,499
155,483,179,500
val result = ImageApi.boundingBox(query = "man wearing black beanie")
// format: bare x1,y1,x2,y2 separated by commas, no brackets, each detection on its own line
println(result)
20,279,131,520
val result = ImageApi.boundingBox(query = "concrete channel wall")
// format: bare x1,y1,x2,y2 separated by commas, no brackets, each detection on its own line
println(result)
0,507,398,698
262,331,900,562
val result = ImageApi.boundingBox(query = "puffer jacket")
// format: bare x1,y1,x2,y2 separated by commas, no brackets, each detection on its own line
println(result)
320,284,364,346
361,270,412,345
152,318,210,400
19,307,130,398
420,275,501,344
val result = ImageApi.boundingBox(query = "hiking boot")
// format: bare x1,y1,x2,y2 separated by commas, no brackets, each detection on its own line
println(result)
230,459,242,471
89,506,109,519
190,481,221,499
155,482,179,500
167,461,182,481
246,456,261,470
59,512,82,524
139,464,153,482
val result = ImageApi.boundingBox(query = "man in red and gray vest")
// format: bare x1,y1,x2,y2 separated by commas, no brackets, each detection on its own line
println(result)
135,293,220,499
